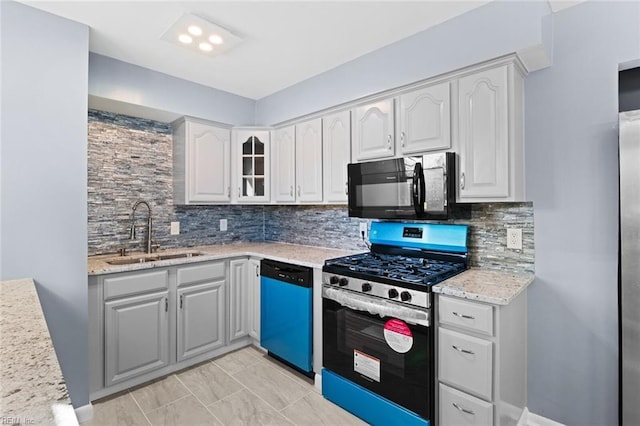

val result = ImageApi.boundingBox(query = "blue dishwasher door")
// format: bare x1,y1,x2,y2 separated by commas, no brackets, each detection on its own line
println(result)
260,276,312,372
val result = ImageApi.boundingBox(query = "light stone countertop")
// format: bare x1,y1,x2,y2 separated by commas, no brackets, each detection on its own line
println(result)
88,242,364,275
433,267,534,305
0,279,75,425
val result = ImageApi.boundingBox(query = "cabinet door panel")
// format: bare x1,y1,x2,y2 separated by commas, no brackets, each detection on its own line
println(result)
399,82,451,154
439,328,493,401
352,99,395,161
188,122,230,202
105,291,169,386
458,66,509,199
177,280,225,362
323,111,351,203
296,118,323,202
273,126,296,202
229,259,250,342
439,383,493,426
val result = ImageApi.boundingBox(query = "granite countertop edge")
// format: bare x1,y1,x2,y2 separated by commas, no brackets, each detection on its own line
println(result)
88,242,365,275
432,267,534,305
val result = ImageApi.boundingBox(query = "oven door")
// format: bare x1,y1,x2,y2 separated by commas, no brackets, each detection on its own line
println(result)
322,289,434,420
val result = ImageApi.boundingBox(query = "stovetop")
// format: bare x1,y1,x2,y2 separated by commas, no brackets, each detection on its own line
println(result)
322,222,469,308
323,251,466,290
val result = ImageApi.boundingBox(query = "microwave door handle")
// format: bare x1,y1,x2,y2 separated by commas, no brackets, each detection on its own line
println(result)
412,163,425,215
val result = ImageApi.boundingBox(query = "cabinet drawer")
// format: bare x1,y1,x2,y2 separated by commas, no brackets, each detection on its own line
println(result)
439,383,493,426
177,261,225,286
439,328,493,400
439,296,493,336
104,270,169,300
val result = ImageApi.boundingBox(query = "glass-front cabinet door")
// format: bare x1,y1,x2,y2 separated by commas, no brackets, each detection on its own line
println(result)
233,129,270,202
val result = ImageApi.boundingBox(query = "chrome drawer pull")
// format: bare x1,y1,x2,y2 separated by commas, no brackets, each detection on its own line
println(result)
452,402,475,415
452,345,475,355
452,311,475,320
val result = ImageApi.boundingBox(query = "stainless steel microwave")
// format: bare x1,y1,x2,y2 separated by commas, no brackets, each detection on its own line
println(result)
347,152,455,220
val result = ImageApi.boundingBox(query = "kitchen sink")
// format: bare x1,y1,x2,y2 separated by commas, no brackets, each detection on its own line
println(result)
106,257,155,265
106,251,205,265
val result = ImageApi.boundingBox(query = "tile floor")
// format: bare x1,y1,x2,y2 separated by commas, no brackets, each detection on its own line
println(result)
85,346,367,425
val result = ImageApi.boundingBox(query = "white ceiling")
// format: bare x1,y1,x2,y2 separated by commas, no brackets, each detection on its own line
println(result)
21,1,582,100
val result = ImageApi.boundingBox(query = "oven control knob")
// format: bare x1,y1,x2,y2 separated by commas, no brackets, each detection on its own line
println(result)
362,283,372,292
338,277,349,287
388,289,399,299
400,291,412,302
329,276,339,285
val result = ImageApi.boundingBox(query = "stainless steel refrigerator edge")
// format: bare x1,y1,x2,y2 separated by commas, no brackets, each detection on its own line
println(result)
619,110,640,424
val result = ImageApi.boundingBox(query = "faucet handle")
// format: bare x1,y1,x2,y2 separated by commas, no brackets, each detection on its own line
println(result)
151,241,161,253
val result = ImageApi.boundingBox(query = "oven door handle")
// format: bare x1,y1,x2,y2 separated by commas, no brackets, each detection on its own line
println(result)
412,163,425,216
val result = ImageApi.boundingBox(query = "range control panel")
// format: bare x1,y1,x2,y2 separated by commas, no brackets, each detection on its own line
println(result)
322,273,430,309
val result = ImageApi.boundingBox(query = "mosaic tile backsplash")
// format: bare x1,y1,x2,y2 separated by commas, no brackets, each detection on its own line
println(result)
88,110,534,273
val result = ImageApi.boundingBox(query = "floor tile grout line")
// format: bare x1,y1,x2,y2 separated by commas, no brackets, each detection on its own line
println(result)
173,373,226,425
127,390,153,425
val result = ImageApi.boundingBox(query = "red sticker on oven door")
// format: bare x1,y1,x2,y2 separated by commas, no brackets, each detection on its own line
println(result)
384,319,413,353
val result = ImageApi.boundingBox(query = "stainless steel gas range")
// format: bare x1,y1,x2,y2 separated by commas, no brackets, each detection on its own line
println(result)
321,221,469,426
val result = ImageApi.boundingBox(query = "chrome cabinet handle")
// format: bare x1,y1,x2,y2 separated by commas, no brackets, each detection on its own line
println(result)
452,311,475,320
387,134,392,150
290,186,293,197
256,265,260,277
238,187,241,197
460,172,466,190
452,402,475,415
297,186,301,196
180,294,183,309
345,182,349,195
452,345,475,355
400,131,405,148
227,186,231,197
165,297,168,312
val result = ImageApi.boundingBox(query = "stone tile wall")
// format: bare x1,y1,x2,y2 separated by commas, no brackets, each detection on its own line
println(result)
88,110,263,255
89,109,534,274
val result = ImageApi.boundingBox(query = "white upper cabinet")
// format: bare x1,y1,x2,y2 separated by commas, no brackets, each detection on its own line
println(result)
173,118,231,204
295,118,323,202
352,99,395,161
233,129,270,203
272,125,296,203
322,110,351,203
398,82,451,154
456,62,524,202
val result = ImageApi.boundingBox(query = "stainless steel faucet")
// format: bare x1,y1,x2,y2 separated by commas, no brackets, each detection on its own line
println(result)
129,200,153,254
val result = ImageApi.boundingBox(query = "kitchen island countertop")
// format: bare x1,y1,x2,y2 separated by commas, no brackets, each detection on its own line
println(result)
433,268,534,305
0,279,75,425
88,242,364,275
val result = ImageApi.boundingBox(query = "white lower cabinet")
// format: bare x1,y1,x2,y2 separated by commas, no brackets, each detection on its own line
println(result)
248,258,261,341
177,280,226,362
90,258,261,400
437,292,527,426
104,289,170,387
229,258,250,342
440,383,493,426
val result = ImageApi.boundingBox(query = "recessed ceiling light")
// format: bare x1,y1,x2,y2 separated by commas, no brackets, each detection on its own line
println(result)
187,25,202,36
208,34,224,45
160,13,243,59
178,34,193,44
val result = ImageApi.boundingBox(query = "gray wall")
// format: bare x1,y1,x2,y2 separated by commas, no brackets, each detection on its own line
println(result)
253,1,640,423
255,0,550,125
0,1,90,409
89,54,255,126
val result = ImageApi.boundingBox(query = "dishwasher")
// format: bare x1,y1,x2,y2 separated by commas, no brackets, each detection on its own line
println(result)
260,259,313,374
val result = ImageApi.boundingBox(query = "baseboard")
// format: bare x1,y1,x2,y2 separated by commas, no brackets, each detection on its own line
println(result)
519,407,566,426
74,403,93,424
314,372,322,393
